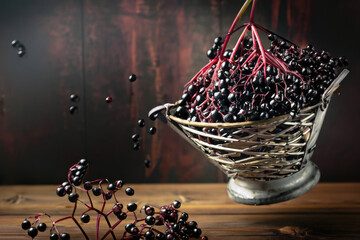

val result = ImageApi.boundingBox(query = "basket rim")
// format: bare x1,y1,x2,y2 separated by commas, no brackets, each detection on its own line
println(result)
167,103,320,128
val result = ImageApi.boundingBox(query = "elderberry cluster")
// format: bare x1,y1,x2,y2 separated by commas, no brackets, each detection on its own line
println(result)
174,29,347,124
21,160,208,240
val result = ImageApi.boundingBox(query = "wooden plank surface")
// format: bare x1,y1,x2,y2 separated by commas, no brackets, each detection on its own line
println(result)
0,183,359,239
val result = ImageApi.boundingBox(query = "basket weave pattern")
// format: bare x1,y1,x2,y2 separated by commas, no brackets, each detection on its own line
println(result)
168,105,320,181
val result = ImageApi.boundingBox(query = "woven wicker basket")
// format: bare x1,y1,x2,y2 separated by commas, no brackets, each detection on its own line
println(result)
150,69,349,205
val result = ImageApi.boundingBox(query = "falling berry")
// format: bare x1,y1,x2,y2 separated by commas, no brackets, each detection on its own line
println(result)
137,119,145,127
18,50,25,57
129,74,137,82
11,40,19,47
69,106,78,114
131,134,140,142
70,94,79,102
106,96,112,103
144,159,152,168
133,142,140,151
125,187,135,196
149,127,156,135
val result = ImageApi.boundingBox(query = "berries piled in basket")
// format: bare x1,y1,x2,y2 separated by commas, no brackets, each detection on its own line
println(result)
174,0,348,123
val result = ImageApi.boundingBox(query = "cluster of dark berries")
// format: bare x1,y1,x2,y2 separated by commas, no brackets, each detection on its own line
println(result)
22,161,207,240
11,40,26,57
132,117,157,168
173,22,347,124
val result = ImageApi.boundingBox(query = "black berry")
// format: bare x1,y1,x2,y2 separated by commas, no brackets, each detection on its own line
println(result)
21,220,31,230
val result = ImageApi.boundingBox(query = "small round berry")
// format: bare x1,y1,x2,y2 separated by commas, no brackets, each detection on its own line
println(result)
81,214,90,223
21,220,31,230
37,222,46,232
180,212,188,221
78,158,88,166
129,74,137,82
193,227,202,237
133,142,140,150
188,221,197,228
125,187,134,196
145,215,156,225
107,183,117,191
83,181,92,190
105,192,112,200
156,232,166,240
92,187,101,196
130,226,139,235
115,180,123,188
11,40,19,47
50,233,59,240
127,202,137,212
214,36,222,45
125,223,135,232
144,159,152,168
137,119,145,127
56,187,66,197
68,192,79,202
72,176,82,186
145,230,155,240
27,227,38,238
18,50,25,57
131,134,140,142
149,127,156,135
201,236,208,240
64,185,73,194
105,96,112,103
60,233,70,240
145,206,155,216
70,94,79,102
173,200,181,209
117,212,127,220
69,106,78,114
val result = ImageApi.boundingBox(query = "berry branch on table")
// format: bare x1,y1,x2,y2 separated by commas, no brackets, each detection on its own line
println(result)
21,159,208,240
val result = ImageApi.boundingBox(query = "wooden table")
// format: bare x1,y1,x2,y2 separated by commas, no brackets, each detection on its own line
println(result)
0,183,359,239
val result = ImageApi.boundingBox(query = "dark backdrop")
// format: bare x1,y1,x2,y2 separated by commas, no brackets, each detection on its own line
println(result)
0,0,359,184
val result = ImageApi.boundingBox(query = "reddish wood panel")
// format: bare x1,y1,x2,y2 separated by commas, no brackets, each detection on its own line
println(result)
0,0,359,184
0,0,85,184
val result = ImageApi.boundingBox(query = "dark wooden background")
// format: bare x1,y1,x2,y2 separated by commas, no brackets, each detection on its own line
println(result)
0,0,359,184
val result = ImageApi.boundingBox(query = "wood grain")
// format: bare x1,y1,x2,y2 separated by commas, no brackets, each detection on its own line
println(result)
1,183,359,239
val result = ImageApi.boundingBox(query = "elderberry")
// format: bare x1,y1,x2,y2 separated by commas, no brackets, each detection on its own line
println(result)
27,227,38,238
81,213,90,223
60,233,70,240
149,127,156,135
127,202,137,212
173,200,181,209
125,187,134,196
68,192,79,202
137,119,145,127
105,96,112,103
37,222,46,232
145,230,155,240
92,187,101,196
129,74,137,82
144,159,152,168
50,233,59,240
21,220,31,230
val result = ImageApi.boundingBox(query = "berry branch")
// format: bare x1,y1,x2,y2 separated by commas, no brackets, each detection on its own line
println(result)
21,159,208,240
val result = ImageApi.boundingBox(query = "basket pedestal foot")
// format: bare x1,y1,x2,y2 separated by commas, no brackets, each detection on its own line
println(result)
227,161,320,205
